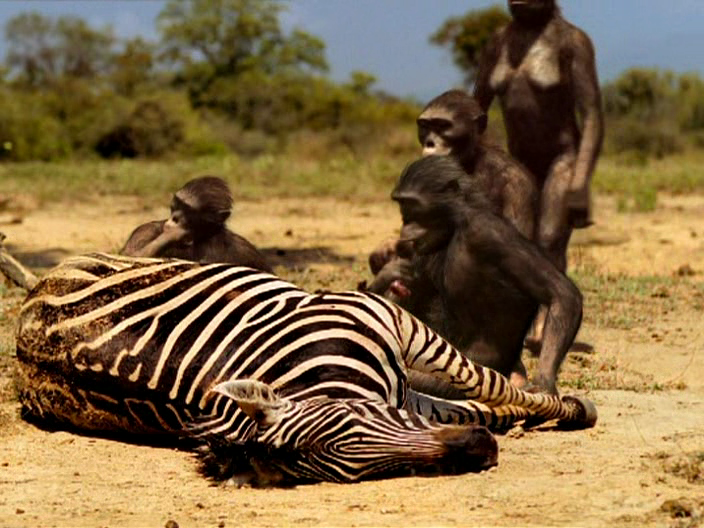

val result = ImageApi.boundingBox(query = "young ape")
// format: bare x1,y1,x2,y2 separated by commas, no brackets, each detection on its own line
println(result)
473,0,604,272
368,90,538,275
371,156,582,395
121,176,272,272
417,89,537,239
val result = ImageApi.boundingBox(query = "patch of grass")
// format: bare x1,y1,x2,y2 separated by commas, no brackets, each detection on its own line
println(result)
0,152,407,205
526,350,663,393
569,269,699,330
595,153,704,213
617,185,658,213
2,150,704,208
554,351,686,393
595,154,704,196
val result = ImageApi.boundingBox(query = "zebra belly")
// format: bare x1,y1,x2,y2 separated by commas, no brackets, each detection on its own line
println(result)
15,254,407,438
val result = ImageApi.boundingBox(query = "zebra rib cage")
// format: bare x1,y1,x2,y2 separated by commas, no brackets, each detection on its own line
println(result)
15,253,597,486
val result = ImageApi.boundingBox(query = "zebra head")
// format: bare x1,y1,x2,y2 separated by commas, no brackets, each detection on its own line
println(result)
199,380,498,487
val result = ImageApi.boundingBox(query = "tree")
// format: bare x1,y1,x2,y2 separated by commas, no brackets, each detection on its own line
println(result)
4,12,115,87
112,37,157,97
158,0,327,102
430,5,510,86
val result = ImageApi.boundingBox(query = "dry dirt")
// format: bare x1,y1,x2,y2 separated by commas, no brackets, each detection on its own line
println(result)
0,193,703,528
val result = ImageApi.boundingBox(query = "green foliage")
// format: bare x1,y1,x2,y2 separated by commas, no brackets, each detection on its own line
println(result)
4,12,115,87
111,37,157,97
159,0,327,106
606,117,684,159
603,68,675,120
0,1,418,161
602,68,704,158
677,73,704,131
4,4,704,164
430,5,510,85
96,100,185,158
95,91,228,158
0,87,71,161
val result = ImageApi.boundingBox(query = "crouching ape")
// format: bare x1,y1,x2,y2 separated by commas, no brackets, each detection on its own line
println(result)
121,176,272,272
16,253,595,487
368,156,583,395
369,90,538,276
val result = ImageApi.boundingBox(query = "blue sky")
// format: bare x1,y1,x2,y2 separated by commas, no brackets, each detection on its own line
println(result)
1,1,703,100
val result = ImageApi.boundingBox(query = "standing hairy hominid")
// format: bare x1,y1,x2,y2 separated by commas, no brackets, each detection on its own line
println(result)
474,0,603,270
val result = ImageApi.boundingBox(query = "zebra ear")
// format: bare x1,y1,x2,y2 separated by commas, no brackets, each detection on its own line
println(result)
210,380,291,426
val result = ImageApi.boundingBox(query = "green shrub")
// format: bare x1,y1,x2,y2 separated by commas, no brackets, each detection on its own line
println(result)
96,100,184,158
606,119,684,159
0,88,72,161
95,91,226,159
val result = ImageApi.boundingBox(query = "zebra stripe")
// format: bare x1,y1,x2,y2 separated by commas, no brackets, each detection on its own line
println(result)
17,253,594,483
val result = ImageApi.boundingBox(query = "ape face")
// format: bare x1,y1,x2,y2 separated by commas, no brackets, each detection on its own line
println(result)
417,113,457,158
396,197,454,256
392,157,464,256
508,0,555,24
417,91,487,170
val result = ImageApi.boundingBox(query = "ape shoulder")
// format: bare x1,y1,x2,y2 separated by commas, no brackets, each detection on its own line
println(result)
222,230,273,272
120,220,165,255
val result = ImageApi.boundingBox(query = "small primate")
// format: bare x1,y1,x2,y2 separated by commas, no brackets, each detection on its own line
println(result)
473,0,604,272
368,90,537,276
370,156,582,395
417,89,537,239
121,176,272,272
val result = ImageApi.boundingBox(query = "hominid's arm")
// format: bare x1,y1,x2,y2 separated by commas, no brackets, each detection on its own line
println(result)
467,213,582,394
570,29,604,196
472,33,501,111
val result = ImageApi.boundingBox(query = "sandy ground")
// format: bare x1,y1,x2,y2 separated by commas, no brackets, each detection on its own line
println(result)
0,192,703,527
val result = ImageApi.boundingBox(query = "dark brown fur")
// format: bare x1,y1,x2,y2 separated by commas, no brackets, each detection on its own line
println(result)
368,90,538,278
417,89,538,240
121,176,272,272
473,0,604,271
372,156,582,395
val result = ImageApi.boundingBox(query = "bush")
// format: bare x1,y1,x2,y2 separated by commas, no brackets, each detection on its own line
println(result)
96,100,184,158
0,88,72,161
606,119,684,159
95,91,225,159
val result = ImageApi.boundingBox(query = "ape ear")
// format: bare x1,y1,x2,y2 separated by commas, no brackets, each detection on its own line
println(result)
474,113,488,135
209,380,291,426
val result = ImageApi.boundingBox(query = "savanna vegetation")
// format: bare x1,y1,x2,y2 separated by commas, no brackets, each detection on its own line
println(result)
0,1,702,215
0,5,703,524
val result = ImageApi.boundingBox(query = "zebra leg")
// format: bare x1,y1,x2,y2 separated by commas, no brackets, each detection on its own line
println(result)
398,314,597,428
405,390,533,431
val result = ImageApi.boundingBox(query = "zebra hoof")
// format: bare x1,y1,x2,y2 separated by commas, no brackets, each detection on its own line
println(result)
559,395,598,430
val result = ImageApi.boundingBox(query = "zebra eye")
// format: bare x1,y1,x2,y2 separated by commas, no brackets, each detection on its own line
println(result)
253,409,267,424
